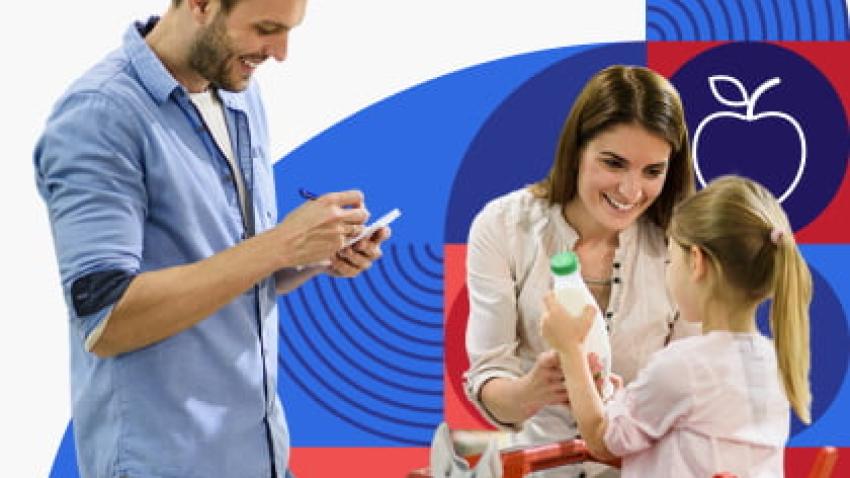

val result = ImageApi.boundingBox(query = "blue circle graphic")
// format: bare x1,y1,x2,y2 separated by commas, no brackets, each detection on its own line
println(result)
756,263,849,439
670,42,848,231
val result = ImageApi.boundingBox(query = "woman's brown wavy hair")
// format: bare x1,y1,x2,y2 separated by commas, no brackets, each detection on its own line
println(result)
530,65,694,231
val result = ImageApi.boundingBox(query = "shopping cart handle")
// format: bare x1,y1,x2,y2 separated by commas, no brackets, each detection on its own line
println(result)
466,439,621,476
406,438,621,478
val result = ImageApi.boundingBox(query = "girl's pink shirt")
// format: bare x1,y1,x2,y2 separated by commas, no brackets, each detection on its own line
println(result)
604,330,790,478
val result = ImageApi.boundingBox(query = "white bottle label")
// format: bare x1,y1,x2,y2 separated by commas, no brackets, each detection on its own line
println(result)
554,287,590,318
552,284,613,400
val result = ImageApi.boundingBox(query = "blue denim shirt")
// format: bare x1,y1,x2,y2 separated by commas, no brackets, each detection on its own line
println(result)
35,19,287,478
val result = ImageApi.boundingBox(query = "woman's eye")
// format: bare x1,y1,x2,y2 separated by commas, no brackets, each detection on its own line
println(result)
644,165,668,178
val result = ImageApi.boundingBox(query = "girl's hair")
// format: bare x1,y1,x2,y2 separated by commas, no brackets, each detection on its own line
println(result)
529,65,694,231
670,175,812,423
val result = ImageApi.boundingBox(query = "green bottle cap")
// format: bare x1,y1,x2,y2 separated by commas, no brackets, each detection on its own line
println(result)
551,251,579,276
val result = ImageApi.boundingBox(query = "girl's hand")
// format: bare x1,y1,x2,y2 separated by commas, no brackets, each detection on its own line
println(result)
609,372,624,392
541,292,595,351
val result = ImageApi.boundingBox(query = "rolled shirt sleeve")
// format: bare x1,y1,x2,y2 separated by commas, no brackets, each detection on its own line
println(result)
35,91,147,342
463,200,526,428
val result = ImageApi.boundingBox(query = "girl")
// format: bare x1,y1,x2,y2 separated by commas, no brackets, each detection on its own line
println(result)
542,175,811,477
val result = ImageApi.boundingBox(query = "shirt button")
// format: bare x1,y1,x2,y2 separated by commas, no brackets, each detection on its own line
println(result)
613,262,621,268
613,277,621,284
605,311,613,319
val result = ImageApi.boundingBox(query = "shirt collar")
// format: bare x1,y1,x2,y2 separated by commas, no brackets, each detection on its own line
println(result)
124,17,180,105
547,201,641,251
217,88,249,113
122,17,250,113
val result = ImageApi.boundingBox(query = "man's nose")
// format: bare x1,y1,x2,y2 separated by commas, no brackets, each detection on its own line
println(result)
265,34,288,62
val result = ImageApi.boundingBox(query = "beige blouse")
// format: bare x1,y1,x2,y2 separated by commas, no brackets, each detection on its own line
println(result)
463,189,700,459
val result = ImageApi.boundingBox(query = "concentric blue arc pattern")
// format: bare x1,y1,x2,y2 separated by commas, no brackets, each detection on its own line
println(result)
278,243,443,446
647,0,850,40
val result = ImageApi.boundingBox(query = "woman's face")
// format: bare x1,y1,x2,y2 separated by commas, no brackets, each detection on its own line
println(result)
573,123,671,233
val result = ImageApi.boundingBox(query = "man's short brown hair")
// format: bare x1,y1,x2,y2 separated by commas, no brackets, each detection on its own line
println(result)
173,0,238,12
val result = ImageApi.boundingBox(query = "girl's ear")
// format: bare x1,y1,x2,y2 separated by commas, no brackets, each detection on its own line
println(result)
689,245,709,282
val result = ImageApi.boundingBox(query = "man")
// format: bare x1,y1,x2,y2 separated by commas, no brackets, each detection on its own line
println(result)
34,0,387,476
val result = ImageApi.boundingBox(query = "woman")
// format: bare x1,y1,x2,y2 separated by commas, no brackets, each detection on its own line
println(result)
464,65,698,477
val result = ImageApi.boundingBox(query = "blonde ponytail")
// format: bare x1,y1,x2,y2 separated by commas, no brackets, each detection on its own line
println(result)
770,233,812,424
670,176,813,424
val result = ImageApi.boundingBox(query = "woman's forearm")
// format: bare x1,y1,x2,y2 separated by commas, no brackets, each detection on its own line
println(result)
479,377,527,426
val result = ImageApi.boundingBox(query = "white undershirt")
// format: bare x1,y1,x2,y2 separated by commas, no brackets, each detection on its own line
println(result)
189,89,250,224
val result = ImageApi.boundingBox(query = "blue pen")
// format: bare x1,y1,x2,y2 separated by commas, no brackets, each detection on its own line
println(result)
298,188,319,200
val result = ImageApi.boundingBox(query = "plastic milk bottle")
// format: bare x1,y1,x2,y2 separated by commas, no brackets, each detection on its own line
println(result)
550,251,613,399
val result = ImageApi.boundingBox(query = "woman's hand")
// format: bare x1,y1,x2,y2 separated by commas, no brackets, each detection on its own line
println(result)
515,350,570,419
540,292,595,352
481,350,615,426
479,350,568,426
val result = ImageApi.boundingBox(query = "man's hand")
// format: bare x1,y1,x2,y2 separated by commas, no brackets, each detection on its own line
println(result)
272,190,369,268
326,226,391,278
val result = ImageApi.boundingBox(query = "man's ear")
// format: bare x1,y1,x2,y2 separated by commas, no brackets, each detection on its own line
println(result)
689,245,708,282
187,0,216,24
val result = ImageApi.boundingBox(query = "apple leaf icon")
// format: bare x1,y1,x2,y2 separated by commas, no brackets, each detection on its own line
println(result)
708,75,748,108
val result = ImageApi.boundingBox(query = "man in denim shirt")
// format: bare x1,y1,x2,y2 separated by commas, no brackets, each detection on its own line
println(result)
34,1,387,476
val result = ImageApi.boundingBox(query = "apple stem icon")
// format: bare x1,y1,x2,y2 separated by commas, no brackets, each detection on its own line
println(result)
693,75,807,203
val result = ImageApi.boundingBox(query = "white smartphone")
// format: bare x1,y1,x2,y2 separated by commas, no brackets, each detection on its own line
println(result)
343,208,401,247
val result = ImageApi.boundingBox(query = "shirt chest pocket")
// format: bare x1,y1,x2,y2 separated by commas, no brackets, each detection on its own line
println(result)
251,155,278,234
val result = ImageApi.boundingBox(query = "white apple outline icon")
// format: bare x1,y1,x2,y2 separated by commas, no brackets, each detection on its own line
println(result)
692,75,807,203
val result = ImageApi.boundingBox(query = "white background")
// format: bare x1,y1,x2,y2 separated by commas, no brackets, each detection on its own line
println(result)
0,1,646,475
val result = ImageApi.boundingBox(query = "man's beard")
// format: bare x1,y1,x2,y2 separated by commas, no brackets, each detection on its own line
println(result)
187,14,242,91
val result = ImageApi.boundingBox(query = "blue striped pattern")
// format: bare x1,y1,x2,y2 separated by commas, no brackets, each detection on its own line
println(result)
279,243,444,446
647,0,850,40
